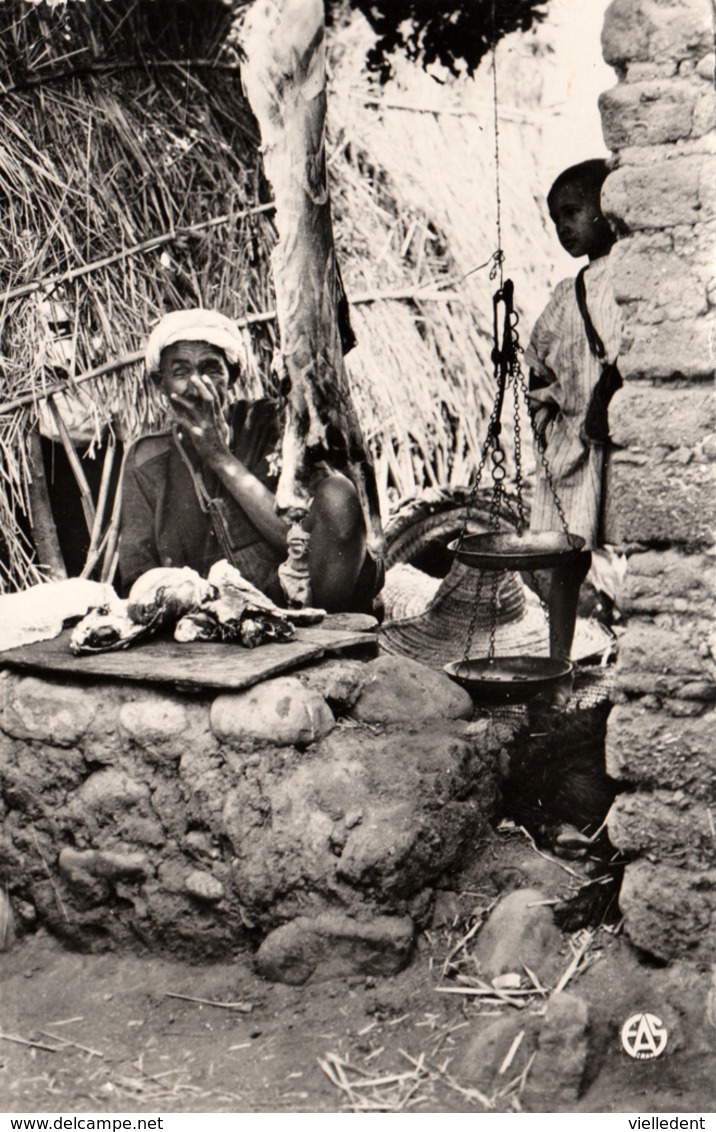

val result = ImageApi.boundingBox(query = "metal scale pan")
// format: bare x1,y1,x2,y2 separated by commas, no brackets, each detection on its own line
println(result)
449,530,586,572
442,281,582,704
444,655,573,705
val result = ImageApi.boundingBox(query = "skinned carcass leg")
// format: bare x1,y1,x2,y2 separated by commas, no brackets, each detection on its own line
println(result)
239,0,384,568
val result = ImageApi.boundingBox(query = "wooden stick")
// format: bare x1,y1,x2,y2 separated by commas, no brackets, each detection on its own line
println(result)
39,1030,103,1058
399,1049,493,1110
436,985,533,1003
81,441,116,578
325,1054,361,1112
163,992,252,1013
522,964,547,996
47,399,95,533
498,1030,524,1075
515,824,584,881
0,1032,59,1052
0,288,464,419
441,914,485,975
99,449,127,582
26,428,67,579
553,932,595,994
80,518,113,582
0,203,276,306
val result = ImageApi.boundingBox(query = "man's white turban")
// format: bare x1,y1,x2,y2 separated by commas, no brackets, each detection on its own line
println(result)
145,309,244,373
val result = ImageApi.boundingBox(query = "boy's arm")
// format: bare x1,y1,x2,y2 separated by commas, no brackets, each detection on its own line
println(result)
527,366,559,441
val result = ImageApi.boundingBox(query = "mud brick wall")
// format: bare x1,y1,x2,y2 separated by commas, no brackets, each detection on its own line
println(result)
599,0,715,961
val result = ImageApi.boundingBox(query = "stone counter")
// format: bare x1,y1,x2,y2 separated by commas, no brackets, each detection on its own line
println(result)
0,654,512,982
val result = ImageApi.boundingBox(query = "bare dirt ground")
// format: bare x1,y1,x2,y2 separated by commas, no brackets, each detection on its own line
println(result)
1,914,713,1115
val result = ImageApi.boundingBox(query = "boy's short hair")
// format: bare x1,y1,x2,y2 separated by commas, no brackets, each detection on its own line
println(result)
548,159,610,208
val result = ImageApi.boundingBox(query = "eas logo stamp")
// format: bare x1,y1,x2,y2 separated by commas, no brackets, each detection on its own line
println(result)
620,1012,669,1060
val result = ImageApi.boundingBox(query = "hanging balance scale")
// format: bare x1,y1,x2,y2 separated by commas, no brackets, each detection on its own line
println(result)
443,278,583,704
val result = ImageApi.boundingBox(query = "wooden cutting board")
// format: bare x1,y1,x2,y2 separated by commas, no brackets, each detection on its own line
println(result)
0,622,377,693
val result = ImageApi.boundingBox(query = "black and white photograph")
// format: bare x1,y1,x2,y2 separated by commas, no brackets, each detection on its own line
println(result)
0,0,713,1121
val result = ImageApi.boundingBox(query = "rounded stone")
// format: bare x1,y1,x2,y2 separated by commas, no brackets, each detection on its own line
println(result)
75,769,148,812
184,870,224,903
2,676,97,747
255,911,415,984
210,678,335,746
352,656,473,724
119,698,189,749
473,888,562,981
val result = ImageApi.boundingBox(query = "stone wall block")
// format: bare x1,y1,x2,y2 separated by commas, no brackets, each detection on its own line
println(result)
618,316,713,380
617,621,714,684
600,82,696,149
612,136,716,170
607,450,715,546
351,655,473,723
606,703,716,795
602,0,650,67
602,158,712,230
608,791,716,866
179,747,233,825
1,676,98,747
610,386,715,450
472,888,562,982
609,240,710,319
603,0,714,69
621,549,716,616
625,62,678,81
210,678,335,746
219,722,499,918
693,88,716,137
619,859,716,962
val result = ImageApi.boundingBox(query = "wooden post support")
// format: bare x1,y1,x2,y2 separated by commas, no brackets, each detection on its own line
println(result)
240,0,384,563
26,429,67,580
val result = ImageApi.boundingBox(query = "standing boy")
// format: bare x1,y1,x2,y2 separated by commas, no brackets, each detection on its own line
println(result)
527,159,622,679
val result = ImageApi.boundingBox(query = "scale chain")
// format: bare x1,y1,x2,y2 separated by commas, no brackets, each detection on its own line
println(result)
515,367,572,538
458,278,576,671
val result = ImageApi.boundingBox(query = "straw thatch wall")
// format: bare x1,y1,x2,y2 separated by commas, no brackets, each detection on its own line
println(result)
0,0,600,592
0,0,280,588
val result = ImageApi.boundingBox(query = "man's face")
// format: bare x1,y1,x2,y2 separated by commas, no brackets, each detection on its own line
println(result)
158,341,231,412
548,183,603,259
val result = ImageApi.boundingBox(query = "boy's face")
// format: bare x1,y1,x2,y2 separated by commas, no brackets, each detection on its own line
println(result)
548,183,611,260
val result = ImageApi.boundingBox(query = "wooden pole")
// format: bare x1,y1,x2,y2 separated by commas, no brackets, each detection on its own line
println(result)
26,430,67,580
240,0,384,562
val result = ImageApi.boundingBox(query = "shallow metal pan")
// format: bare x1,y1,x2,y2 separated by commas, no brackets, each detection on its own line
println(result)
444,655,573,704
449,530,586,571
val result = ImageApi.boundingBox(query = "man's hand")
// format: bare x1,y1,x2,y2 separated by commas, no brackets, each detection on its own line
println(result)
170,375,231,464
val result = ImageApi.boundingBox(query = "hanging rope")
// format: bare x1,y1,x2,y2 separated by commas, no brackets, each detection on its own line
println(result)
490,0,505,286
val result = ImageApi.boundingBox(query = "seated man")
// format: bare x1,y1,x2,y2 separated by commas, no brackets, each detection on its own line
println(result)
119,309,381,613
